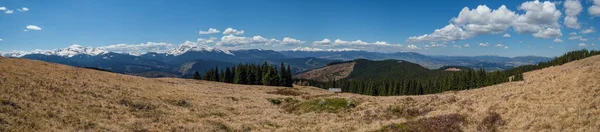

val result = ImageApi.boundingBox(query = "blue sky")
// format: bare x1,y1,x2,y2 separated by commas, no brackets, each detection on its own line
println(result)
1,0,599,57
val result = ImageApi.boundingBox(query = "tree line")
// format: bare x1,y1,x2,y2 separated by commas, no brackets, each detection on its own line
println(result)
297,49,599,96
192,62,294,87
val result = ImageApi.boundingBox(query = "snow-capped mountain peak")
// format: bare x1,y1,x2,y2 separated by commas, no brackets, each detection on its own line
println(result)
1,44,109,58
166,42,234,56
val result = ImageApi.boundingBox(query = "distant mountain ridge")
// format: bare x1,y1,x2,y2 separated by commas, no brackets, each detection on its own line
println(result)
2,45,551,78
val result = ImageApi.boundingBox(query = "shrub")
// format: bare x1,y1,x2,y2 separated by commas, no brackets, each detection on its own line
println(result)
478,112,505,132
378,114,466,132
167,99,192,107
266,88,307,96
284,98,358,114
120,99,156,111
386,105,431,119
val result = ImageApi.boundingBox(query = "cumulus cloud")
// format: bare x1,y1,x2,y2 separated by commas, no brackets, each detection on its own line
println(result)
451,5,517,35
495,43,505,47
197,37,217,44
280,37,304,45
288,47,359,52
452,45,463,49
532,28,562,39
553,38,563,42
464,44,470,47
99,42,175,54
563,0,582,29
407,24,471,42
503,33,511,37
25,25,42,31
0,38,3,41
568,35,582,40
590,0,600,16
0,7,6,10
312,39,332,46
17,7,28,12
5,10,13,14
407,44,419,49
581,27,595,34
569,32,577,36
222,28,244,35
407,1,564,43
578,43,587,47
216,35,278,47
198,28,220,34
479,42,490,47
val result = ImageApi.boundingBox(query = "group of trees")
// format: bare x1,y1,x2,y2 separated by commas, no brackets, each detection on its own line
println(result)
297,49,599,96
192,62,294,87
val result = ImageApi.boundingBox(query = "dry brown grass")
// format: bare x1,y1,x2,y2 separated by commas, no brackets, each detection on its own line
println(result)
1,55,600,131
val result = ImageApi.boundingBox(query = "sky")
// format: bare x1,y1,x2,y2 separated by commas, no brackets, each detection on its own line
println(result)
1,0,599,57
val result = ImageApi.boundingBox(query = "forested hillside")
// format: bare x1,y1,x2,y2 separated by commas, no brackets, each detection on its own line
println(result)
297,49,600,96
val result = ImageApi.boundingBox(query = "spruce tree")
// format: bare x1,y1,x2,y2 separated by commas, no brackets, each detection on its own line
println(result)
192,71,201,80
224,67,232,83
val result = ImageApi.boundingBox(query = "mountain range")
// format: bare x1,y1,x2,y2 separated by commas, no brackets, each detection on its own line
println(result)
1,44,552,78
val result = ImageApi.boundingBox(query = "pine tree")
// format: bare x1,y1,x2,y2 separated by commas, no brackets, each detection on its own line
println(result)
234,64,247,84
192,71,201,80
224,67,233,83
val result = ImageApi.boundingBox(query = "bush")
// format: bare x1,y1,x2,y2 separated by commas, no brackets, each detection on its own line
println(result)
284,98,358,114
386,105,431,119
478,112,505,132
267,88,307,96
167,99,192,107
120,99,156,111
378,114,466,132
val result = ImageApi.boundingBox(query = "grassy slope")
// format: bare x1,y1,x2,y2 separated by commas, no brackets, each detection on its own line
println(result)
1,56,600,131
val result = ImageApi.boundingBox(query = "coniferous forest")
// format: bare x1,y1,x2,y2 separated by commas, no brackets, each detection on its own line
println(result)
296,49,600,96
192,62,294,87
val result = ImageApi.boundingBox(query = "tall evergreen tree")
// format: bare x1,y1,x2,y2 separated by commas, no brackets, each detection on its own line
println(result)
192,71,201,80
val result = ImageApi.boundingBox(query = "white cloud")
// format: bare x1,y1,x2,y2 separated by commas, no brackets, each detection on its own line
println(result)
216,35,278,47
407,44,419,49
312,39,332,46
581,27,595,34
589,0,600,16
407,24,471,42
553,38,563,42
0,7,6,10
280,37,305,45
495,43,505,47
452,45,463,49
0,38,3,41
451,5,517,35
408,1,564,42
532,28,562,39
568,35,582,40
222,28,244,35
5,10,13,14
578,43,587,47
197,37,217,44
99,42,175,54
569,32,577,36
513,0,562,34
198,28,220,34
25,25,42,31
502,33,511,38
288,47,359,52
504,46,509,49
17,7,28,12
463,44,470,47
479,42,490,47
564,0,582,29
334,39,368,46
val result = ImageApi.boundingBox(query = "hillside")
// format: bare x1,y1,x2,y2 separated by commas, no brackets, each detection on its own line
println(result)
1,56,599,131
296,59,448,81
